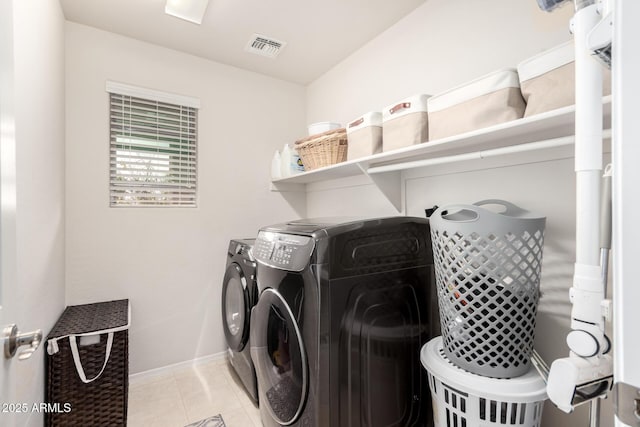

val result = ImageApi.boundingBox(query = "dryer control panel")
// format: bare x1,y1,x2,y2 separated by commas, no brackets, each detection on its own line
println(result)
254,231,315,271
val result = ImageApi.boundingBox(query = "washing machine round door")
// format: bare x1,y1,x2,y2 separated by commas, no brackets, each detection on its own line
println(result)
251,288,308,426
222,262,251,352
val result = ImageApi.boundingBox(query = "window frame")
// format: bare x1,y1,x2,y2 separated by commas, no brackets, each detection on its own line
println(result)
106,81,200,208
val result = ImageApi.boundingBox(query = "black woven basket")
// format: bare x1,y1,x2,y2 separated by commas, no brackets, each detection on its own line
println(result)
45,299,129,426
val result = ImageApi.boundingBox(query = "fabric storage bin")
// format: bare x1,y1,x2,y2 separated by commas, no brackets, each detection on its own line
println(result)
46,299,130,426
382,94,429,152
346,112,383,160
517,41,612,117
428,69,525,141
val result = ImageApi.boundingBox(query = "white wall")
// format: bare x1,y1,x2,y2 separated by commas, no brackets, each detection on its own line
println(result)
307,0,573,125
3,0,66,425
305,0,611,426
64,23,306,374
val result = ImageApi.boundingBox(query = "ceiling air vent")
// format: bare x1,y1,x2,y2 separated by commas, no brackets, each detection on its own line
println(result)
245,34,286,58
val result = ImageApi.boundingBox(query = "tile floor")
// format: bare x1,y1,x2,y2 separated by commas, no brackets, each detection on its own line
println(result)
128,356,262,427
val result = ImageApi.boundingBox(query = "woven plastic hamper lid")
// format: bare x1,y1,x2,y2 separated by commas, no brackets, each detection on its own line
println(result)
47,299,130,344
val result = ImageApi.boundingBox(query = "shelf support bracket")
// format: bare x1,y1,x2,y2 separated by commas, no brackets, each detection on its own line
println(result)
270,181,307,217
357,163,403,213
270,182,305,192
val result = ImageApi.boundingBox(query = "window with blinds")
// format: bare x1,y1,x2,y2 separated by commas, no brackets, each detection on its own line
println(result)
109,90,197,207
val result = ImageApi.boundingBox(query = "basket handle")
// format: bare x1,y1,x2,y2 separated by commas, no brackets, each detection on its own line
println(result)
348,117,364,128
389,102,411,115
436,204,481,223
436,200,529,223
473,199,528,218
69,332,114,384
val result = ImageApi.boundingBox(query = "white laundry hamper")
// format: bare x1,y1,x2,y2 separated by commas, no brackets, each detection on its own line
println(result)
430,200,546,378
421,337,547,427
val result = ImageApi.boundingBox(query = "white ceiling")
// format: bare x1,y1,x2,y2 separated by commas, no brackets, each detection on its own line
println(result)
59,0,426,85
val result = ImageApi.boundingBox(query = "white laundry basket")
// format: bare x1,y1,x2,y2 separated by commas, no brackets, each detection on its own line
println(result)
421,337,547,427
430,200,546,378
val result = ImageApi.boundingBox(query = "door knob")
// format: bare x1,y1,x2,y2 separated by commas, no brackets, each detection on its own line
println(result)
3,324,43,360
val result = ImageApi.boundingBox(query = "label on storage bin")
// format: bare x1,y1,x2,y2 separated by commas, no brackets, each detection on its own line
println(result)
382,95,430,122
292,153,304,172
79,334,101,346
347,112,383,133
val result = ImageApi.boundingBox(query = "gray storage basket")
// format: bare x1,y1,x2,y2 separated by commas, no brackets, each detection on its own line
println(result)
430,200,546,378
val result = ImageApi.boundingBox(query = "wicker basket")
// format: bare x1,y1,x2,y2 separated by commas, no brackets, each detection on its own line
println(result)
295,127,348,170
46,299,130,426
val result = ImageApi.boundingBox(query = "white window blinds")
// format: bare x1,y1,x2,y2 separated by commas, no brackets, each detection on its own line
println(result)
108,89,198,207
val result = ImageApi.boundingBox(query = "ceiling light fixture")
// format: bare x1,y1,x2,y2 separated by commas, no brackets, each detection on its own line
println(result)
165,0,210,25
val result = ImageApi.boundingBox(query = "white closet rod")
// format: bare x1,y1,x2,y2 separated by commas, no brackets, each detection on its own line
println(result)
366,129,612,175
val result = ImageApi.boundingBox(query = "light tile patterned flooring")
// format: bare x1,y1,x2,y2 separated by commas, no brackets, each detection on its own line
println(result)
128,356,262,427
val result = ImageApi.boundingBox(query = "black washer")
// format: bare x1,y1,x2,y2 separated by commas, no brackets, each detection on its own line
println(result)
221,238,259,403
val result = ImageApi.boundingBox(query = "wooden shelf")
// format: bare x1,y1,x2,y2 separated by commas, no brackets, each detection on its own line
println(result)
271,96,612,212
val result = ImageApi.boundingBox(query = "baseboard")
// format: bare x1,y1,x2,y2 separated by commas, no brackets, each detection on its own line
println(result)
129,350,227,382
